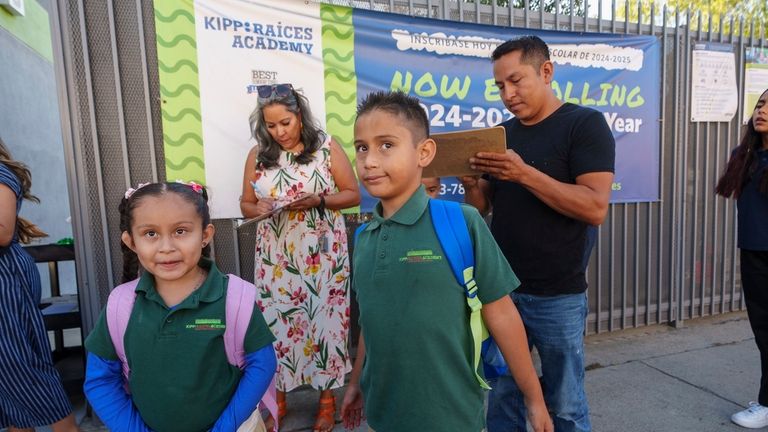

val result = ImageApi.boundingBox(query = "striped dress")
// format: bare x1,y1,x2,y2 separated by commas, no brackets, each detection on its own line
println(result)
0,162,72,428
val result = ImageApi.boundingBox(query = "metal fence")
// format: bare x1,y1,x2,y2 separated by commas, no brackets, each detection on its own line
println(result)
50,0,766,335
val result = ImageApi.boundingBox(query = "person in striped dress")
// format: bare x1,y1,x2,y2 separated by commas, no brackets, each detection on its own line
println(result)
0,138,78,431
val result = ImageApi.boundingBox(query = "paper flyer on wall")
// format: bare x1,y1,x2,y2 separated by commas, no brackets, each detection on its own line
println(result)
743,47,768,124
690,42,738,123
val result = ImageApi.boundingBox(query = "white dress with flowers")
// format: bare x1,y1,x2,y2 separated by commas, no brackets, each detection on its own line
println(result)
250,135,351,392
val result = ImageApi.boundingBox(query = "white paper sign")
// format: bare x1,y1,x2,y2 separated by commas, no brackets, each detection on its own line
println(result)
743,47,768,124
690,43,738,122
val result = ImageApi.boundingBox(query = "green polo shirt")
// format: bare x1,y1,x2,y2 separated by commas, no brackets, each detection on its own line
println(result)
353,186,520,432
85,259,275,432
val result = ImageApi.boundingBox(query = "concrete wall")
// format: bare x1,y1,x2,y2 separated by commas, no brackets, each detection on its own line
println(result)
0,0,75,296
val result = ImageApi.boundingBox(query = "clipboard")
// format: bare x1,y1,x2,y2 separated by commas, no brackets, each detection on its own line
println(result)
237,193,313,229
423,126,507,178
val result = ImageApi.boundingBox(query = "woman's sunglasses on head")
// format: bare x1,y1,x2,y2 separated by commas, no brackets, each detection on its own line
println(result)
257,83,294,101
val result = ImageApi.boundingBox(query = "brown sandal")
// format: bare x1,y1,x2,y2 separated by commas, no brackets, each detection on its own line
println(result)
313,394,336,432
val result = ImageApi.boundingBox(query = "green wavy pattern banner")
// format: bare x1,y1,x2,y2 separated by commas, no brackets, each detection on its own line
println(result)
320,4,357,213
320,4,356,157
155,0,205,184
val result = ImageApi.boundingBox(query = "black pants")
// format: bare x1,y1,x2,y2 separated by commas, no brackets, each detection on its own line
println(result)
741,249,768,406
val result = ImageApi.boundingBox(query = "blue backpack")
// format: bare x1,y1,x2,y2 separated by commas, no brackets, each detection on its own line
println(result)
355,199,509,388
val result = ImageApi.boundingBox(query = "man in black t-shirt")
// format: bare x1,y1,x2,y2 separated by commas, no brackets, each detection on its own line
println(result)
463,36,615,432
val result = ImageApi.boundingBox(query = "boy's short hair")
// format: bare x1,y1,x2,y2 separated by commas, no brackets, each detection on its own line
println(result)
356,91,429,143
422,177,441,198
491,35,550,71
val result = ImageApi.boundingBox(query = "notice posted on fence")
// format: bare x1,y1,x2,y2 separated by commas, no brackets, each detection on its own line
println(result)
690,42,738,123
743,47,768,124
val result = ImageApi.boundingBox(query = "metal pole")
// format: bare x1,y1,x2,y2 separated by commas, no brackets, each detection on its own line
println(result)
524,0,530,28
621,204,628,329
732,15,745,312
649,0,660,326
720,14,734,313
106,0,132,190
134,0,158,182
634,203,639,327
232,220,242,276
608,205,615,332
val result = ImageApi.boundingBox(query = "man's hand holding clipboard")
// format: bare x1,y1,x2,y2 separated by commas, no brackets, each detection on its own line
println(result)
468,148,530,183
423,126,507,178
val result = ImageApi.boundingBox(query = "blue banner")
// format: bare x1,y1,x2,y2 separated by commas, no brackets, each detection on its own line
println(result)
352,8,660,211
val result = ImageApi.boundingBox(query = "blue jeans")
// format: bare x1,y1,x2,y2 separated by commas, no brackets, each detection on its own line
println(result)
486,292,591,432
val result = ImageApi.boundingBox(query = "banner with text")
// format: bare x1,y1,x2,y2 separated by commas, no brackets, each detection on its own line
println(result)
155,0,660,217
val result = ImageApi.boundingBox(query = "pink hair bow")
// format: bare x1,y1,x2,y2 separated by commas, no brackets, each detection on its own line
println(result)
124,183,150,199
175,179,204,194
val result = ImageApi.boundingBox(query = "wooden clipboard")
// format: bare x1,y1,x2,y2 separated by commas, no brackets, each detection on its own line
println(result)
423,126,507,178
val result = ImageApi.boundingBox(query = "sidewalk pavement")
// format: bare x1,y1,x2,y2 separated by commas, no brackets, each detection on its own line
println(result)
65,311,760,431
276,311,760,432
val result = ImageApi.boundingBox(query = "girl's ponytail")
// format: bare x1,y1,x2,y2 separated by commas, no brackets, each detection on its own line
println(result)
118,196,140,282
120,241,140,283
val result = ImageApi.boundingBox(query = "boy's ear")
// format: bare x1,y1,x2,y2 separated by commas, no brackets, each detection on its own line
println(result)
121,231,135,251
202,224,215,247
417,138,437,168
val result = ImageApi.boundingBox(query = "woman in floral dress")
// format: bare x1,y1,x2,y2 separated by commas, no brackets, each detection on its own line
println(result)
240,84,359,432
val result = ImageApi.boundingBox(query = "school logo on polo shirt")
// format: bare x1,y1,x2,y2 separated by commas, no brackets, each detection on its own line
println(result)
186,318,225,331
399,249,443,264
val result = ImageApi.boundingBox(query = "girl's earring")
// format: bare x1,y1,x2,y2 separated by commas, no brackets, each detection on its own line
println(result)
202,242,207,247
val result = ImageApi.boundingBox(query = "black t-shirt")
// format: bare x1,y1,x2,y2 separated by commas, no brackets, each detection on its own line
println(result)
488,103,615,296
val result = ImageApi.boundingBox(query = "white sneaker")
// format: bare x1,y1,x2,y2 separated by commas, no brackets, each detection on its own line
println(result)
732,402,768,428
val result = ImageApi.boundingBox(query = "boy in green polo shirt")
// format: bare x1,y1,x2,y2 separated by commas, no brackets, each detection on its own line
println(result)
340,91,553,432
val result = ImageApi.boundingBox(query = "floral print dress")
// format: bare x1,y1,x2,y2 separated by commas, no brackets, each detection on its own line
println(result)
251,135,351,392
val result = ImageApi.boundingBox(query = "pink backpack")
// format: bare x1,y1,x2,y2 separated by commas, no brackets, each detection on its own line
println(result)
105,274,278,431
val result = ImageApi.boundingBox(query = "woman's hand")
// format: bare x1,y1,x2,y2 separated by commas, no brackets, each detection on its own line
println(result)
254,197,275,215
286,193,321,211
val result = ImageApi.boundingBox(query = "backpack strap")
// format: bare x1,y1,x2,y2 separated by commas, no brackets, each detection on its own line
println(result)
353,223,368,245
225,274,278,432
429,199,491,390
106,279,140,386
224,275,255,368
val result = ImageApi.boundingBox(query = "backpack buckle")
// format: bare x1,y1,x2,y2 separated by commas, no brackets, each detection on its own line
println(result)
464,278,478,299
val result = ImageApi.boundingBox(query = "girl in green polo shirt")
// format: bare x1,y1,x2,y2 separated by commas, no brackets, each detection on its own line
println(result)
83,182,277,432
